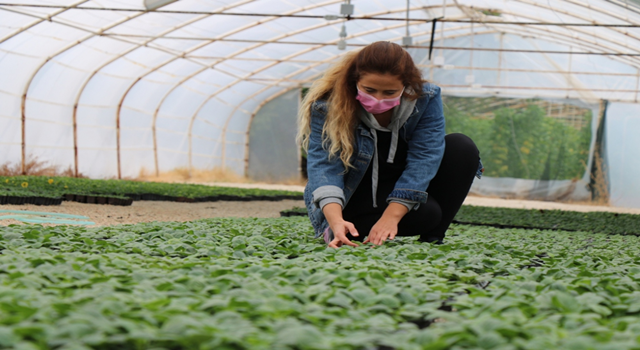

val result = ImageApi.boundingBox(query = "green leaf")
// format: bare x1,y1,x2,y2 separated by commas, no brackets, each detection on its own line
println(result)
552,292,582,313
327,292,352,308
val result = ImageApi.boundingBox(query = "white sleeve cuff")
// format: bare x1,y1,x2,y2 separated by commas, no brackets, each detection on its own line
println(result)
319,197,344,210
312,185,345,208
389,198,419,211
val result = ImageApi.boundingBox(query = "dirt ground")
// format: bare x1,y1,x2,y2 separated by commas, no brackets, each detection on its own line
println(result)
0,200,306,227
1,181,639,227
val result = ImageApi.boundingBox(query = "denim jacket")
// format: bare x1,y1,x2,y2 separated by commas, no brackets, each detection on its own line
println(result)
303,83,482,238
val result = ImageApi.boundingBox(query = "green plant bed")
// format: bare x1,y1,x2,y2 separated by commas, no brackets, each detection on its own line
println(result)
1,176,303,206
1,187,64,206
63,193,133,206
454,205,640,235
281,205,640,235
280,206,307,217
1,218,640,349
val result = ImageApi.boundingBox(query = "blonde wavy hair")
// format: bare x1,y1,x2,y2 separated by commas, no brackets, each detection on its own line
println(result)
297,41,425,170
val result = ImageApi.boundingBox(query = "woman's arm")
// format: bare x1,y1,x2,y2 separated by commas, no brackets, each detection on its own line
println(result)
306,101,360,248
306,100,348,208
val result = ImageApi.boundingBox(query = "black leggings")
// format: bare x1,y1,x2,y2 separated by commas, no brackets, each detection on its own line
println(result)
344,133,480,243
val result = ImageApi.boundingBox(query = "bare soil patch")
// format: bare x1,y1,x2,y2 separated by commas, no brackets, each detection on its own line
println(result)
0,200,305,227
2,186,639,228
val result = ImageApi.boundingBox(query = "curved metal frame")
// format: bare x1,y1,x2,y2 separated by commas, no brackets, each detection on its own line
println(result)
147,0,348,176
114,0,347,178
450,1,640,68
0,0,90,44
145,1,640,174
72,0,256,178
184,5,458,172
239,28,504,176
149,3,441,175
201,17,640,174
3,0,640,178
5,4,177,174
3,1,236,175
239,19,640,176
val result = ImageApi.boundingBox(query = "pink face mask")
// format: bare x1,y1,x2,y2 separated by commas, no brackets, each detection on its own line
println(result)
356,87,404,114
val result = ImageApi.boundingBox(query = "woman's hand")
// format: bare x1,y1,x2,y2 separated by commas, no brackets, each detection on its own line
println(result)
364,202,408,246
323,203,359,248
364,217,398,245
327,220,360,248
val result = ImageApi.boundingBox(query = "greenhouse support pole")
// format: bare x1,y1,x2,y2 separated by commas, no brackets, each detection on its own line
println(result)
589,100,609,203
20,95,25,175
116,104,122,180
428,18,439,60
188,119,193,178
115,78,143,180
153,127,159,177
72,105,79,177
296,87,303,178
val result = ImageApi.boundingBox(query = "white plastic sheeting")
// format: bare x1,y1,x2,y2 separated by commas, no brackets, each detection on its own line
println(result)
606,102,640,208
1,0,640,206
247,89,299,182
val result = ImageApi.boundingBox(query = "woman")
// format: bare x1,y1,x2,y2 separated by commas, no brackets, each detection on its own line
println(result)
298,41,483,248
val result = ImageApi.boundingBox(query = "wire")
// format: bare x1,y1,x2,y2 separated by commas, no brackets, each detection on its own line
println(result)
1,3,640,28
100,34,640,56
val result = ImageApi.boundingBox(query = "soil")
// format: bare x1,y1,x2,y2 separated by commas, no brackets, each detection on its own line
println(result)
1,180,639,228
0,200,305,227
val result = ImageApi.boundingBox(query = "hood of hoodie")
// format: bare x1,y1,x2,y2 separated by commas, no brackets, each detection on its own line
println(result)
358,96,418,207
359,95,417,134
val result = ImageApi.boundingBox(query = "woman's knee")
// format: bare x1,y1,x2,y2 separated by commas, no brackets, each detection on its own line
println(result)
399,197,441,234
444,133,479,160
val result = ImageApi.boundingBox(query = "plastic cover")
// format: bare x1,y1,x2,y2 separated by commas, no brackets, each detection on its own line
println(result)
1,0,640,207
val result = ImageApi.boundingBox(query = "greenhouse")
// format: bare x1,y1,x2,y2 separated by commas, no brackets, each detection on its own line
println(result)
2,0,640,207
4,2,640,349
